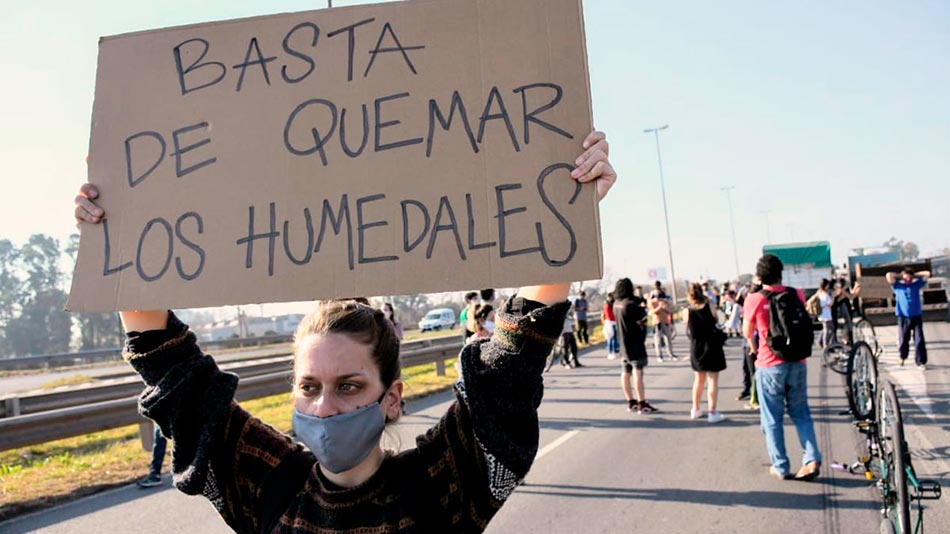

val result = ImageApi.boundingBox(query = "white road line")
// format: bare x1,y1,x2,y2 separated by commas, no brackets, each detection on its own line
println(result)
535,430,580,461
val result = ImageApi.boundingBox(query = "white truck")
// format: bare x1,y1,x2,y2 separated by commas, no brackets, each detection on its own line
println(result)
762,241,834,300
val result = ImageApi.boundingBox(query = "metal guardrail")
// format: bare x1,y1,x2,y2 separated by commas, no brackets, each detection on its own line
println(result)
0,317,602,451
0,340,464,451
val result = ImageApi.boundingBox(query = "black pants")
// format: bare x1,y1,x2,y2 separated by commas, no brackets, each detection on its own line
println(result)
898,315,928,365
561,332,579,366
576,320,589,344
741,346,756,395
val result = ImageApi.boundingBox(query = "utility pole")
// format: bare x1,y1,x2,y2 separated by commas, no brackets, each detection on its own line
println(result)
721,186,741,281
644,125,678,304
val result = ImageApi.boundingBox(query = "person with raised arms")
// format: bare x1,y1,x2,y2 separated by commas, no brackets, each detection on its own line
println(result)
73,131,616,533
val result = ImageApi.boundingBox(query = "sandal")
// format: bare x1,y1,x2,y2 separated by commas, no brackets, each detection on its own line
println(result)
794,461,821,481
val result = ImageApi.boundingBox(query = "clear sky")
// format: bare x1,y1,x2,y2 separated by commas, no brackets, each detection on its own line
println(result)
2,0,948,296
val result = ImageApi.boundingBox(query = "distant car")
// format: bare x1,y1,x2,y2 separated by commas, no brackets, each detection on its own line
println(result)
418,308,457,332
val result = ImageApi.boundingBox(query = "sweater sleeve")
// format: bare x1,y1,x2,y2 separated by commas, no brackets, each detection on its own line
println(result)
411,296,569,531
124,312,307,534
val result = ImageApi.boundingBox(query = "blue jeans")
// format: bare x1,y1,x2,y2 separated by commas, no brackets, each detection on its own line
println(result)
608,333,619,354
150,425,167,476
756,362,821,474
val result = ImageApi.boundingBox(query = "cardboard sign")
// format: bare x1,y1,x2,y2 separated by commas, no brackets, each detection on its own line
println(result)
67,0,600,312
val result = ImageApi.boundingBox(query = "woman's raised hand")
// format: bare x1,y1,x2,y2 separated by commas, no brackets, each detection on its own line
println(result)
74,184,103,225
571,131,616,201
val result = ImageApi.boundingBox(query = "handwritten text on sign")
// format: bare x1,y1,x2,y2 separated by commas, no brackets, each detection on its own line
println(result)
67,0,600,312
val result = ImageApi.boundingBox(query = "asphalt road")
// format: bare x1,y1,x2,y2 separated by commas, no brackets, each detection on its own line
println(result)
3,323,948,534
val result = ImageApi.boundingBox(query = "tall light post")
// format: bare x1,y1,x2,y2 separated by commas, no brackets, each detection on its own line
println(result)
761,209,772,244
721,186,741,281
644,125,678,304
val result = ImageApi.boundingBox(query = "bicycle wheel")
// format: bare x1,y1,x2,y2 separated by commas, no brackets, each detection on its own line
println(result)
854,318,879,356
878,380,911,533
822,343,849,375
847,341,877,421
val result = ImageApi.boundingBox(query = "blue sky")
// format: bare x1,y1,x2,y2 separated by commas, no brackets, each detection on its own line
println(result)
2,0,948,292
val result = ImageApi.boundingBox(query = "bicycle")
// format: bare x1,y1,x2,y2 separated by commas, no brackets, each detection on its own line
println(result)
852,317,881,357
846,341,879,422
845,380,941,533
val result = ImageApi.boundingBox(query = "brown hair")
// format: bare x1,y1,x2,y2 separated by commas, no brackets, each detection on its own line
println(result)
292,300,401,390
472,303,494,323
687,282,708,307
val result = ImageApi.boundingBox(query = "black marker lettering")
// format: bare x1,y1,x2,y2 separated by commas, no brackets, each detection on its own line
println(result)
513,83,573,144
426,91,479,157
170,122,216,178
135,217,174,282
173,38,226,96
233,37,277,92
465,193,495,250
281,22,319,84
478,86,520,152
340,104,369,158
364,22,425,78
235,203,280,276
327,18,375,82
375,92,423,152
284,98,338,166
400,199,430,252
125,131,166,188
174,212,205,280
102,219,133,275
495,183,540,258
282,208,314,265
426,195,466,260
356,194,398,264
315,195,354,271
535,163,580,266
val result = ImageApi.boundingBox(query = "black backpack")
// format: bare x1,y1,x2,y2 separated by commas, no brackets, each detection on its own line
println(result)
761,288,813,361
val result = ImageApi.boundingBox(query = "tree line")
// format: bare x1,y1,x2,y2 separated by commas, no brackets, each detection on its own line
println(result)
0,233,123,358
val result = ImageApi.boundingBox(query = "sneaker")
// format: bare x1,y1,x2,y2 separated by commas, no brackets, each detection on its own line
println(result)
707,411,725,424
669,354,680,361
794,461,821,481
900,359,906,367
769,467,792,480
627,399,638,412
638,401,658,414
690,408,703,420
607,353,617,360
917,364,927,371
136,473,162,488
744,402,760,410
736,392,750,401
656,356,665,363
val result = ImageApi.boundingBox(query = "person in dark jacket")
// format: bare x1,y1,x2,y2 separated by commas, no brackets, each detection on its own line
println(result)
73,131,617,533
613,278,658,414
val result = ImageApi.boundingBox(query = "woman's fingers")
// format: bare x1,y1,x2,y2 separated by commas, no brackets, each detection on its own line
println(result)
79,183,99,199
74,186,104,224
570,132,617,201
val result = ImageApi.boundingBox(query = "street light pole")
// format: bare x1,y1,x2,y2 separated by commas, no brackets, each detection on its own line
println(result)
721,186,741,281
761,209,772,244
644,125,678,304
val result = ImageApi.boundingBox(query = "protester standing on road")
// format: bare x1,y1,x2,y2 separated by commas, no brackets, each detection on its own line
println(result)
810,279,836,348
574,291,590,345
74,130,617,533
602,292,619,360
459,291,479,340
743,254,822,481
686,283,727,423
382,302,404,340
723,290,742,338
559,308,581,368
136,427,167,488
614,278,658,414
649,283,676,362
886,267,931,369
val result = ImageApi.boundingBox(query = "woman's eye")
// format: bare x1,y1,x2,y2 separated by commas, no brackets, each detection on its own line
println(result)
299,383,319,395
339,383,359,393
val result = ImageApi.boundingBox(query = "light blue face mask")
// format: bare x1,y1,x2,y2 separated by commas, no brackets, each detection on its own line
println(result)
292,401,386,474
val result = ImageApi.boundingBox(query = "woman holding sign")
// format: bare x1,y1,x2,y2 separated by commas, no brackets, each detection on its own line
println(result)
73,131,616,533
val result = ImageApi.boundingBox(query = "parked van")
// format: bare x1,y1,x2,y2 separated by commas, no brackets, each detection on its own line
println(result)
418,308,457,332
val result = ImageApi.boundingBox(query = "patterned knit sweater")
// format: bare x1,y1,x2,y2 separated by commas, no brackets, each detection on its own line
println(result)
124,297,569,533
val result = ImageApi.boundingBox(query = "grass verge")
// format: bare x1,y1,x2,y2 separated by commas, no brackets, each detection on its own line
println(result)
0,357,459,521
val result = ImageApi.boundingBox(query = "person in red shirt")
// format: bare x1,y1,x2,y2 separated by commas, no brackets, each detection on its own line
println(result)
602,292,619,359
743,254,822,481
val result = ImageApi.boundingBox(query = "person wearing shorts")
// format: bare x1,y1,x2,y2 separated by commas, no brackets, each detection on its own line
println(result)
613,278,658,414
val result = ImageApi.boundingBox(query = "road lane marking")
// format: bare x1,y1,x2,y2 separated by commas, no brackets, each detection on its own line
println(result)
535,430,580,461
